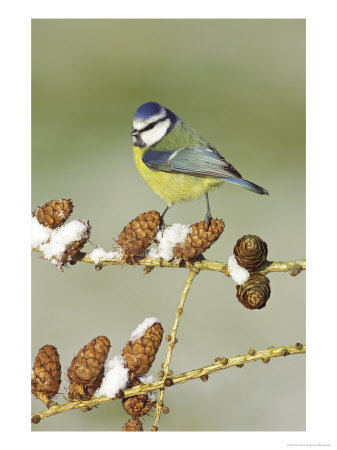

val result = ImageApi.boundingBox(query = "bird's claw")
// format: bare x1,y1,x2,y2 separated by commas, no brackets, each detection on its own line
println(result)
204,214,212,230
159,218,166,232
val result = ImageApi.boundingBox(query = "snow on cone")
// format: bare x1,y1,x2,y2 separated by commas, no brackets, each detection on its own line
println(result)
37,218,91,271
122,418,143,432
236,272,271,310
58,219,91,269
67,336,110,401
173,218,225,262
233,235,268,270
32,199,74,229
118,211,161,264
122,319,163,380
122,379,156,418
31,345,61,404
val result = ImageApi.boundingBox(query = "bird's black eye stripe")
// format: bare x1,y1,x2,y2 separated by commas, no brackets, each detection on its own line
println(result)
140,122,156,132
139,115,169,133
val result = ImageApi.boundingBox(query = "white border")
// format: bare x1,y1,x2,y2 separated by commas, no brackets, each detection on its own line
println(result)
1,1,336,449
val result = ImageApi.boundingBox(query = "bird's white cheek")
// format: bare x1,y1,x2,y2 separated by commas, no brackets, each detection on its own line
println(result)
141,119,170,147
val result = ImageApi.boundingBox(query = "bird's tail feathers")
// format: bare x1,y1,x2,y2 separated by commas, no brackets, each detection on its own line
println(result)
223,177,269,195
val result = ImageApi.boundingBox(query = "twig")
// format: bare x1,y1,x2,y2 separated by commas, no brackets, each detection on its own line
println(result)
31,343,305,424
32,246,305,427
32,247,306,276
79,255,307,275
152,268,200,430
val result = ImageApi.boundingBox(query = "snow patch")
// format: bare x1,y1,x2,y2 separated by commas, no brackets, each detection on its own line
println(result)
130,317,160,342
94,355,129,399
147,223,191,261
39,219,88,263
139,374,157,401
88,246,122,264
227,254,250,285
31,216,52,248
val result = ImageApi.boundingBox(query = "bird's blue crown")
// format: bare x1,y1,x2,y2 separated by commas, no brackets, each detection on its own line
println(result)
133,102,165,121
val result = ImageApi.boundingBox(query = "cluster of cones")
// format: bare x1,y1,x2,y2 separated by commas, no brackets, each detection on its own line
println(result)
32,203,271,311
233,235,271,310
31,338,110,411
118,211,271,310
33,202,225,267
31,321,164,431
118,210,225,264
31,203,273,429
32,199,90,269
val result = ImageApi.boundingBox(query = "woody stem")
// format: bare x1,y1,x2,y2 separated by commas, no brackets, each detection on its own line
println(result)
152,268,200,431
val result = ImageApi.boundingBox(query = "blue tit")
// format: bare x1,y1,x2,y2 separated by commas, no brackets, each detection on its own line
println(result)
131,101,268,225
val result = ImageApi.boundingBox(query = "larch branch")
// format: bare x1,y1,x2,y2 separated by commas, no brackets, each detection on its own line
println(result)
32,247,305,277
31,343,305,424
152,268,199,430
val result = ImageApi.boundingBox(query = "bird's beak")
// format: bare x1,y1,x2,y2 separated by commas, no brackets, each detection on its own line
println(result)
131,128,138,136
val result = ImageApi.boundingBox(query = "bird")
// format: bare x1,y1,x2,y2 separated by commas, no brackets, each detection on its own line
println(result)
131,101,268,226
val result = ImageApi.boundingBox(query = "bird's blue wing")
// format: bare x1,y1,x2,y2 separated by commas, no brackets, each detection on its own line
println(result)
142,146,242,179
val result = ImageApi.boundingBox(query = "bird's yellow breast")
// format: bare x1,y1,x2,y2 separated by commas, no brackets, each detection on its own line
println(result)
133,146,222,206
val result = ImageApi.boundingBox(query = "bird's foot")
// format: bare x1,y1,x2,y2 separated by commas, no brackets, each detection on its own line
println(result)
204,213,212,230
159,218,166,232
159,206,170,232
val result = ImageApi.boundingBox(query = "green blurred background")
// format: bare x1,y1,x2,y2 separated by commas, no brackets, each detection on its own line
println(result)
31,19,305,432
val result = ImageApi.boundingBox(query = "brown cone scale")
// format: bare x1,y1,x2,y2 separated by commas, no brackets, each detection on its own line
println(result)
58,219,91,269
173,219,225,262
233,235,268,270
122,379,155,418
33,199,74,229
123,322,163,379
68,366,105,401
118,211,161,264
31,345,61,402
236,272,271,310
68,382,90,401
68,336,110,385
67,336,110,401
122,418,143,432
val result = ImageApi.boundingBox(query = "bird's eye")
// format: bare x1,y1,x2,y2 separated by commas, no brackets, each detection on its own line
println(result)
141,122,156,132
